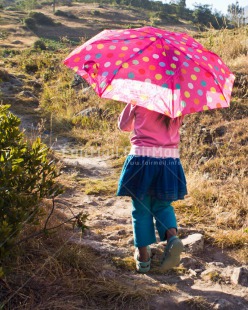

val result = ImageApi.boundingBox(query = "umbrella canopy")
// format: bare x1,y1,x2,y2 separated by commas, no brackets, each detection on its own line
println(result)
64,26,235,118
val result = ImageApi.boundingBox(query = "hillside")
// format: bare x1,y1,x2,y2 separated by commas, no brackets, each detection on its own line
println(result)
0,2,196,49
0,2,248,310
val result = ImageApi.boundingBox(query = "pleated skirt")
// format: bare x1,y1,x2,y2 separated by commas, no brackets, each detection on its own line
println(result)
117,155,187,201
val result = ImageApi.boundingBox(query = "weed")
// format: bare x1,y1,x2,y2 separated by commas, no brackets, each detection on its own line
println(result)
80,177,118,195
184,296,212,310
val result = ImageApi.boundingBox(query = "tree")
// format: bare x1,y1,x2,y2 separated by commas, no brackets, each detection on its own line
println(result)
176,0,186,18
228,1,245,27
193,4,214,27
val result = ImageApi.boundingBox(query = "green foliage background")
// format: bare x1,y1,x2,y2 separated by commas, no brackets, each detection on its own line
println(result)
0,105,59,258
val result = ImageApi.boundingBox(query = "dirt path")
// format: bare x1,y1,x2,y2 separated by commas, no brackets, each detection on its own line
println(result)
53,151,248,310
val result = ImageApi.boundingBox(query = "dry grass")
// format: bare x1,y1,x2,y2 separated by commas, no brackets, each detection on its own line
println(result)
184,296,213,310
0,207,170,310
197,26,248,68
79,177,118,195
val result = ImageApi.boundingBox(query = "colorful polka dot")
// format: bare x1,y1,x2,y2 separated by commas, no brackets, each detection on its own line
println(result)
122,63,129,68
181,100,186,107
104,62,111,68
142,57,149,62
155,74,162,80
207,96,213,103
184,91,190,98
139,68,146,75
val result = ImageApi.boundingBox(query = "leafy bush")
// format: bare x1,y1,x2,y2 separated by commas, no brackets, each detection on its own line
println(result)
0,105,59,259
29,11,56,26
54,10,78,19
92,10,101,16
24,17,37,30
33,39,47,50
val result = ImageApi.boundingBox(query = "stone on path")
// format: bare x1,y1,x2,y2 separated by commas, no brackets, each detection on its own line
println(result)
182,233,204,254
231,267,248,286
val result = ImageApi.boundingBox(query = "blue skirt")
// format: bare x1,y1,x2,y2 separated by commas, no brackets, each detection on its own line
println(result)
117,155,187,201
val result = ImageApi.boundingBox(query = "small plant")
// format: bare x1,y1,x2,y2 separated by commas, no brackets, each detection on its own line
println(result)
185,296,212,309
24,17,37,30
0,105,59,259
33,39,47,50
29,11,56,26
92,10,101,16
54,10,78,19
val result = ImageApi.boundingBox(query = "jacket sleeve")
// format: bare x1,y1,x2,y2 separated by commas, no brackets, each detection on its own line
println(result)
118,103,136,132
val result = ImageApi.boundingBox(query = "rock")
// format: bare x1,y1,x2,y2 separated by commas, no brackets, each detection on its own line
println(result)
188,268,197,277
182,233,204,254
181,257,199,269
107,229,126,240
76,107,102,117
213,298,235,309
127,237,134,245
105,198,115,206
117,229,126,235
207,262,225,268
201,268,221,281
231,267,248,286
88,200,99,206
178,227,204,238
198,156,208,165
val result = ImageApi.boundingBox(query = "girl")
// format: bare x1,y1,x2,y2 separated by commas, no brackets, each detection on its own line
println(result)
117,103,187,273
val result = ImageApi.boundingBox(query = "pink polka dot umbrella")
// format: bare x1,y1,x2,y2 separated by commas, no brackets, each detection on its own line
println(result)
63,26,235,118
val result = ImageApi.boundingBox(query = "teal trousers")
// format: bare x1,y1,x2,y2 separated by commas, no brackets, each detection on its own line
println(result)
131,195,177,247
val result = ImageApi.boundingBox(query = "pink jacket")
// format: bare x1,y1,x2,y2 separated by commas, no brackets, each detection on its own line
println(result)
118,103,182,148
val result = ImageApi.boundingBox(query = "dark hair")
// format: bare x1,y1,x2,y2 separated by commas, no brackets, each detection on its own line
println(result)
157,114,172,129
157,114,182,129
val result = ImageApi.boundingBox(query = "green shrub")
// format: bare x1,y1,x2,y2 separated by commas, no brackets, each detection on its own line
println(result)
24,17,37,30
33,39,47,50
54,10,78,19
0,105,59,259
29,11,56,26
92,10,101,16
